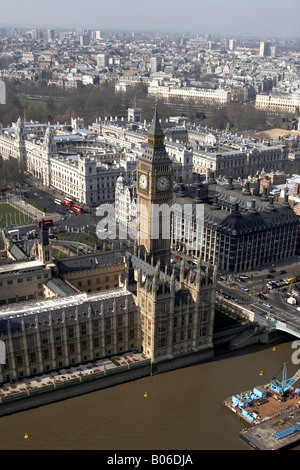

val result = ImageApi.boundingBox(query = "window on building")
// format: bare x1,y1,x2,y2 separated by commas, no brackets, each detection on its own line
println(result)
43,349,49,360
68,326,74,338
106,334,112,345
30,352,37,364
16,355,23,367
55,329,62,342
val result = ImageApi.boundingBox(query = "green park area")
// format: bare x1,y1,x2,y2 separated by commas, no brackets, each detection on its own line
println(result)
52,248,68,259
0,203,34,227
24,197,51,213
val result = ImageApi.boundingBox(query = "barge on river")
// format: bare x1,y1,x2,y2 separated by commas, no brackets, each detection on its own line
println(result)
224,363,300,449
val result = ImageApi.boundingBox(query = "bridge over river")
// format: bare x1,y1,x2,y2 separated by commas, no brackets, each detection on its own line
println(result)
267,316,300,340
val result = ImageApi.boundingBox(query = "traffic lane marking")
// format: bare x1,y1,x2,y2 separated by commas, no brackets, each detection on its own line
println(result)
232,285,259,295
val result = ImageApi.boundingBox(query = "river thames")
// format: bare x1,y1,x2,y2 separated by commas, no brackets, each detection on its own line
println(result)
1,340,299,451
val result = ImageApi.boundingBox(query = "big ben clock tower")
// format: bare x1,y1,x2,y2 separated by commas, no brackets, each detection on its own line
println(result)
136,106,173,267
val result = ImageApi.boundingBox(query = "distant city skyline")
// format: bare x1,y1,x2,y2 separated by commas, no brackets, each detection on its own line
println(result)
0,0,299,38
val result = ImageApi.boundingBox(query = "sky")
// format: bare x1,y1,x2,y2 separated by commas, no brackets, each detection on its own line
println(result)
0,0,299,38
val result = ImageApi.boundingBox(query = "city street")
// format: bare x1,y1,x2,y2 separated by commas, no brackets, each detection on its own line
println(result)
217,262,300,332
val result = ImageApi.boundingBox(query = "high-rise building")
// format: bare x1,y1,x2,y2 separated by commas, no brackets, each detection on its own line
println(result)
97,53,109,69
259,41,271,57
136,106,173,268
228,39,236,51
150,56,162,73
46,29,55,42
80,35,90,46
130,107,216,363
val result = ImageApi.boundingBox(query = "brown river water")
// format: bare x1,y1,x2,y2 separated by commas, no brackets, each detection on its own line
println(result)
1,340,300,451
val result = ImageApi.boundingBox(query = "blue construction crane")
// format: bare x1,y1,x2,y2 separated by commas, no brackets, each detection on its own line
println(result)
270,362,300,396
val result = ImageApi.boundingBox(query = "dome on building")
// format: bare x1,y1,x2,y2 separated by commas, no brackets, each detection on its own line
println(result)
116,174,126,184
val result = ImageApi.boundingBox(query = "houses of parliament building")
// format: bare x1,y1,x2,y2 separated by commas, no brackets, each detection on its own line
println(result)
0,108,217,384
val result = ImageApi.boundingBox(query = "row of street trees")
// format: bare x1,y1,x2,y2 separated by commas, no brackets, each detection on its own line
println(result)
0,158,24,188
0,78,267,132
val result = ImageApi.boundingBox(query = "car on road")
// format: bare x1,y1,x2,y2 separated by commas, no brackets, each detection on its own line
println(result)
176,255,182,260
223,294,231,299
258,294,267,300
263,302,272,308
241,286,249,291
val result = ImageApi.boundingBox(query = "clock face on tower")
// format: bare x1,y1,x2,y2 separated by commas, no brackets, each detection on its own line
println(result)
139,174,147,190
156,176,169,191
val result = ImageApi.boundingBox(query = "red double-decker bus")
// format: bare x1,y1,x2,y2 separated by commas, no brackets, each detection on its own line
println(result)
0,187,9,193
63,197,73,207
38,218,53,228
72,204,83,214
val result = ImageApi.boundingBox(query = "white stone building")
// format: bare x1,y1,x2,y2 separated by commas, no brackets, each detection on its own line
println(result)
255,93,300,114
0,119,124,206
114,175,137,237
148,82,231,106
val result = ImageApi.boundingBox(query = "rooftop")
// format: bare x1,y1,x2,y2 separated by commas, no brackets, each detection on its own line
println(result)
0,260,44,275
0,287,135,334
56,250,124,274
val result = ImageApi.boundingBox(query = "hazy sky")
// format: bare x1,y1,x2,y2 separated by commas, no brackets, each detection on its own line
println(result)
0,0,299,38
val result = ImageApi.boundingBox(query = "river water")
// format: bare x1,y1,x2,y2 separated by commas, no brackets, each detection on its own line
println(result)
1,340,300,451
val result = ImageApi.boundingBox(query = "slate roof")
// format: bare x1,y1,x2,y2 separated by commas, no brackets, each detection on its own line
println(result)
45,277,78,296
9,244,27,261
57,250,124,274
172,181,299,236
0,288,135,335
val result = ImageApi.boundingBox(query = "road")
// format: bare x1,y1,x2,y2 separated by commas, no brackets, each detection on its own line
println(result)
18,182,100,230
217,264,300,334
